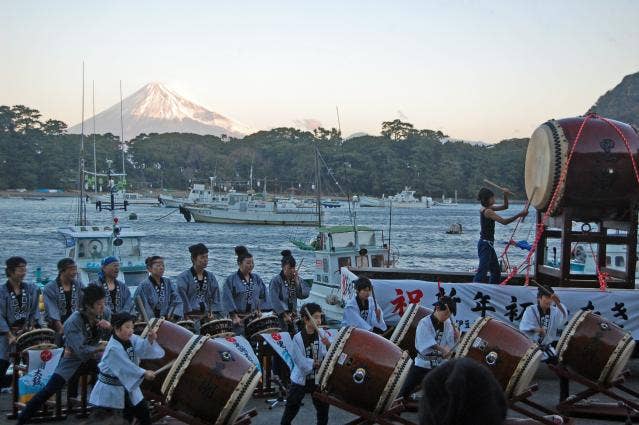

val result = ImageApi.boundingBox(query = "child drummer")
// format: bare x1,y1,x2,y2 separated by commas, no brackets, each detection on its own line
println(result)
89,312,165,425
341,278,387,333
519,285,567,352
399,295,459,400
280,302,331,425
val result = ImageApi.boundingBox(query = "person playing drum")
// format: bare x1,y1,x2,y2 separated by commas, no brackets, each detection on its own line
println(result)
17,285,112,425
269,250,310,334
519,285,567,354
90,256,133,315
43,258,84,335
176,243,224,319
222,246,268,334
0,257,43,388
399,295,459,400
89,312,164,425
341,278,386,333
474,187,528,284
134,256,183,321
281,302,331,425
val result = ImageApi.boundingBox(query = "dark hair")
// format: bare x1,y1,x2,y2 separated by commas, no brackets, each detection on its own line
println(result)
111,312,136,329
57,258,76,273
477,187,495,208
301,302,322,318
81,284,106,309
537,284,555,298
280,249,296,268
145,256,163,269
419,358,507,425
354,277,372,292
5,256,27,277
434,295,455,314
235,245,252,265
358,248,368,256
189,243,209,260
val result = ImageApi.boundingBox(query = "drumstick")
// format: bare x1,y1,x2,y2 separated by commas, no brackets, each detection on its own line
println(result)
370,283,380,316
154,360,176,375
483,179,515,195
136,296,149,323
303,306,323,336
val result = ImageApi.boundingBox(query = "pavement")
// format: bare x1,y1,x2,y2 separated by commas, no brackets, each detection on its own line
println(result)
1,361,638,425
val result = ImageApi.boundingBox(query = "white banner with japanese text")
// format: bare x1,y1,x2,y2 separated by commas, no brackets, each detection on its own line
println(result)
340,268,637,338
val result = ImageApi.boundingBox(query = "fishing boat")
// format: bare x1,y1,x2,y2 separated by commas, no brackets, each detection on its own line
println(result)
186,192,321,226
159,180,229,208
58,70,147,287
387,187,433,208
356,195,388,207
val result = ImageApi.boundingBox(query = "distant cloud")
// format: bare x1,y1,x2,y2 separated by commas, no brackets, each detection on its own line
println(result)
294,118,323,131
397,110,409,121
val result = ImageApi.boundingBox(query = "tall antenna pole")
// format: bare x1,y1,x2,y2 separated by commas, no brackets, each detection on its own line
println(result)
335,106,342,139
119,81,126,187
92,80,97,194
315,143,322,228
78,62,87,225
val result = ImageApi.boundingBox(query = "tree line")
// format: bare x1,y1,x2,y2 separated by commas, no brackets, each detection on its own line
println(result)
0,105,529,199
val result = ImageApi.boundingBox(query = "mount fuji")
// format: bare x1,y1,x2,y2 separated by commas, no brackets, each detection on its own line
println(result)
68,82,252,139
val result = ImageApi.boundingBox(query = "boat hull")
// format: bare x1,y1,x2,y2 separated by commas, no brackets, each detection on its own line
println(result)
189,208,319,226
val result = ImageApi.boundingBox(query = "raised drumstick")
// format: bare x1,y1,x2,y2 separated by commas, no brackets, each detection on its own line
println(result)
483,179,515,195
136,296,149,323
154,359,176,375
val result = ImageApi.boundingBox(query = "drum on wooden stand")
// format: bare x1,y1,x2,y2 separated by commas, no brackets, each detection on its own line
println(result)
525,116,639,216
140,319,261,425
15,329,57,353
316,327,412,414
389,303,433,358
455,317,542,398
556,310,634,385
201,319,234,338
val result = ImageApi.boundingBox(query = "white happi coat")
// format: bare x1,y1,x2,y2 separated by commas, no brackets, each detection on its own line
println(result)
414,314,456,369
519,303,567,346
289,329,329,386
89,334,164,409
341,295,387,332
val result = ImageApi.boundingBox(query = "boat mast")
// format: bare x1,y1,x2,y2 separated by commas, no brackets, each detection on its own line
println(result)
119,80,126,193
92,80,97,195
77,62,87,226
315,142,322,228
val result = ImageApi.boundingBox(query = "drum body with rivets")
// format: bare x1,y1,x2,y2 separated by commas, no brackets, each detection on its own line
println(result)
556,310,634,385
525,116,639,217
389,303,433,358
316,327,412,413
455,317,542,398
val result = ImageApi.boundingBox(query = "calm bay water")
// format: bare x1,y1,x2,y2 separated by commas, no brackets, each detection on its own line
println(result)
0,197,532,283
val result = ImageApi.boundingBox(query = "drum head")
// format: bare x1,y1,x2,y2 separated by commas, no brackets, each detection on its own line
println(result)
525,121,568,211
389,303,419,345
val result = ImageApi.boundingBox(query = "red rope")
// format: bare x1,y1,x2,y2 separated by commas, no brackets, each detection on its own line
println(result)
500,114,595,286
588,243,609,291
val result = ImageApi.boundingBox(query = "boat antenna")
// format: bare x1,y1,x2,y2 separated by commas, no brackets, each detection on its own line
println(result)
77,62,87,226
387,199,393,267
92,80,97,195
119,80,126,190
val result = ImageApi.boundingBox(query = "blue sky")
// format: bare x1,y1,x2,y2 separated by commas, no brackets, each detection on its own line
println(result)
2,0,638,142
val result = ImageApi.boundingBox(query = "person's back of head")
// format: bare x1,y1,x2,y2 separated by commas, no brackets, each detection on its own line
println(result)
419,357,507,425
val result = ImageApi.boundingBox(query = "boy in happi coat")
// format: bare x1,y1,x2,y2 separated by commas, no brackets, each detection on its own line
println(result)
280,302,331,425
519,285,567,351
0,257,42,386
90,256,133,314
222,246,268,334
18,285,112,424
134,256,183,321
269,250,310,333
399,296,459,400
176,243,224,318
89,312,164,425
341,277,387,333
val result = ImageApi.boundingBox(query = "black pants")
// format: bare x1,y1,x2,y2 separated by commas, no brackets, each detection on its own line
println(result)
17,373,66,424
399,364,431,398
281,383,329,425
123,392,152,425
0,359,11,388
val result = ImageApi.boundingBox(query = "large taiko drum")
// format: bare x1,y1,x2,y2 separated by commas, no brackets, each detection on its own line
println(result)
140,319,261,425
455,317,542,398
316,327,412,413
525,116,639,216
15,329,57,353
556,310,634,385
389,303,433,358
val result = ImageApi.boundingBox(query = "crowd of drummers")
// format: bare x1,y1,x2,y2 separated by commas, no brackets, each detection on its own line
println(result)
2,241,571,425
